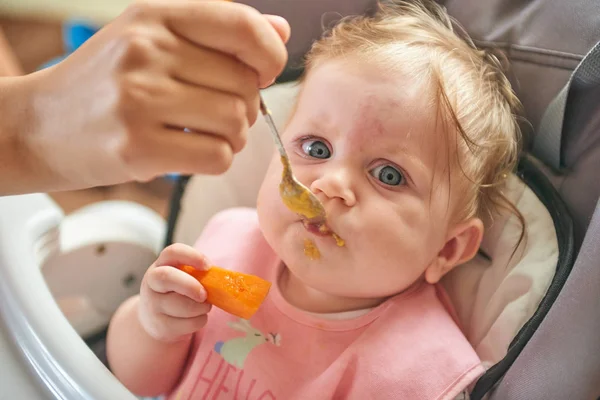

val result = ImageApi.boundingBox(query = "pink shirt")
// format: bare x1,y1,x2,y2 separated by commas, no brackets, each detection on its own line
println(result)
166,208,484,400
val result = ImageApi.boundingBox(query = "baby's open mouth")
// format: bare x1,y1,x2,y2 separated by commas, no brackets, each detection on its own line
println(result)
302,220,345,247
303,221,330,236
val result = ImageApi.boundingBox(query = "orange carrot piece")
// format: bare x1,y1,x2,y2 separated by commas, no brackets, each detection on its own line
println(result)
179,265,271,319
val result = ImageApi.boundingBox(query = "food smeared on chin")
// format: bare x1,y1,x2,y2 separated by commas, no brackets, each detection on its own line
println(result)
303,238,321,260
332,233,345,247
178,265,271,319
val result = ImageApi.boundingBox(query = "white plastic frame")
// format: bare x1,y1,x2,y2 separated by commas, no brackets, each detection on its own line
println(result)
0,193,164,399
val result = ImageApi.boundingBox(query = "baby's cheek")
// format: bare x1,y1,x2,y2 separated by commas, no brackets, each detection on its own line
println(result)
258,181,282,217
257,173,289,241
360,217,425,262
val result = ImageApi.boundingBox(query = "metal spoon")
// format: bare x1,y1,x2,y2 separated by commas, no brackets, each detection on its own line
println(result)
259,96,327,223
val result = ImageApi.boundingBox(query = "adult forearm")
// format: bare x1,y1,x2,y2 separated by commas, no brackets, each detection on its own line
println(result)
0,29,49,195
0,68,102,195
106,295,194,397
0,74,52,195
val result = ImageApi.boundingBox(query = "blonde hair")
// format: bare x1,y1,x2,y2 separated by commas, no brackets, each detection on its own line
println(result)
303,0,525,240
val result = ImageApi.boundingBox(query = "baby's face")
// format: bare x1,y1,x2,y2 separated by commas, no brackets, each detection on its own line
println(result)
257,59,459,300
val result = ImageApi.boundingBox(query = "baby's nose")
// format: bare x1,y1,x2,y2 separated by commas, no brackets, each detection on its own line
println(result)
310,170,356,207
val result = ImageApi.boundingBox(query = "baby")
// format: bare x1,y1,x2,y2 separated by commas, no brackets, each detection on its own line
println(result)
107,1,522,399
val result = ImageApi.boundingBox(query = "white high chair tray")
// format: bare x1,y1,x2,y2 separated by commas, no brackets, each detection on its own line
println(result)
0,193,164,399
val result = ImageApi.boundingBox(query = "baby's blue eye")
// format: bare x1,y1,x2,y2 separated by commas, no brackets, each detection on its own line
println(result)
302,140,331,159
370,165,404,186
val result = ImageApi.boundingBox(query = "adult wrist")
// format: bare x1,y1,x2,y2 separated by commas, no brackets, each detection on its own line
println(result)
0,75,38,195
0,70,70,195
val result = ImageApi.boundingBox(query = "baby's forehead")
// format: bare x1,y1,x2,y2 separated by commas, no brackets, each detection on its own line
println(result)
306,71,444,142
300,61,438,131
295,59,461,161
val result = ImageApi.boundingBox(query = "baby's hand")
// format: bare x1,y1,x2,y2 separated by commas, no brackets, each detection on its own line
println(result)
138,244,212,343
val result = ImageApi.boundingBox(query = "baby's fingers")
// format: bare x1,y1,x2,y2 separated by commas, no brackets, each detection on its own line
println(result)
152,291,212,318
156,243,209,270
145,265,206,303
146,313,209,343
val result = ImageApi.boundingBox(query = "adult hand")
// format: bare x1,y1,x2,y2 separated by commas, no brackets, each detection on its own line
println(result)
1,0,289,194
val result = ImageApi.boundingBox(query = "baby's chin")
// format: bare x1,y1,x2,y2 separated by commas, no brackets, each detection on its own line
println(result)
282,259,351,294
283,250,426,296
280,261,402,311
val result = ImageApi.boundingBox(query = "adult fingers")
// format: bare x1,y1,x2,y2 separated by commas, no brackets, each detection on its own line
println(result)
264,15,291,44
168,39,259,109
120,126,238,179
155,81,254,150
162,1,288,87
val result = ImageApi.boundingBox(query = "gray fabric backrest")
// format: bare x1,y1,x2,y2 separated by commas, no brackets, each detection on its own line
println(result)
488,200,600,400
441,1,600,398
442,0,600,246
442,0,600,136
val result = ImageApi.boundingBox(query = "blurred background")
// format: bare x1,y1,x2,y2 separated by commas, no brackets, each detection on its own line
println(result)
0,0,173,218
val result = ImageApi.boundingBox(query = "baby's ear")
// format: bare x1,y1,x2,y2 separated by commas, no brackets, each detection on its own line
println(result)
425,218,484,284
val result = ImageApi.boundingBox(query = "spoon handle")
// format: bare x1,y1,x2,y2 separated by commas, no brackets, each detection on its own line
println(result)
259,96,288,159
